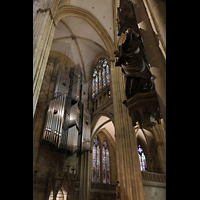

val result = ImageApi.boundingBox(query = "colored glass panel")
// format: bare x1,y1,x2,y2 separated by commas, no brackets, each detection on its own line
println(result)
106,148,110,183
95,75,98,95
92,136,100,182
106,64,110,86
102,138,110,184
138,145,147,171
96,145,100,182
99,69,102,92
102,67,106,88
102,146,106,183
91,58,110,98
92,78,95,98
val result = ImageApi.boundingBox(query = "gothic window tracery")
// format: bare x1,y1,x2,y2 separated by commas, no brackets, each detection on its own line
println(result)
92,58,110,99
102,138,110,184
92,135,111,184
92,135,100,182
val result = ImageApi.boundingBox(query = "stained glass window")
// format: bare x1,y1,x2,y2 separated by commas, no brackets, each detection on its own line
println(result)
92,58,110,98
92,135,100,182
106,64,110,86
138,145,147,171
102,138,110,184
102,67,106,88
92,78,95,98
92,136,110,184
95,75,98,95
99,69,102,92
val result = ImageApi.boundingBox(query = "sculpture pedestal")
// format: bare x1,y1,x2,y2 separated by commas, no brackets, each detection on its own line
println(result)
123,90,162,128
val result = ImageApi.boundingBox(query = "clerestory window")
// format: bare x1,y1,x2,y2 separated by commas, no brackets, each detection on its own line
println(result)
92,58,110,99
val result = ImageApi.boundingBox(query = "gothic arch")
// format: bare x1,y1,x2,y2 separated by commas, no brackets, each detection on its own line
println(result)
91,128,115,152
91,111,114,133
54,5,115,60
90,127,117,185
136,128,162,172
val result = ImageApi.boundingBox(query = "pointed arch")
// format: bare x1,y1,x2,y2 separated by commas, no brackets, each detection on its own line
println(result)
91,111,114,134
90,127,116,185
54,6,115,61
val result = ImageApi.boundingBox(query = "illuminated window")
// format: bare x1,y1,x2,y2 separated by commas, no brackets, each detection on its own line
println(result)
138,145,147,171
92,135,100,182
49,189,64,200
92,136,110,184
92,58,110,99
102,138,110,184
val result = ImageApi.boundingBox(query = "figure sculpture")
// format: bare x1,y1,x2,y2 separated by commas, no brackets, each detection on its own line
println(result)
115,0,162,127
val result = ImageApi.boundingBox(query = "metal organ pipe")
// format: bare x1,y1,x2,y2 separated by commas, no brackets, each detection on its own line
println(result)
42,64,88,154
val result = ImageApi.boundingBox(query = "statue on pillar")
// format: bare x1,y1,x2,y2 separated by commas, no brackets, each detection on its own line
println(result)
115,0,162,128
116,179,120,200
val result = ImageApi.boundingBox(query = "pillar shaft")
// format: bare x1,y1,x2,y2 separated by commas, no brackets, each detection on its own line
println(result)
33,0,60,117
79,151,90,200
111,62,145,200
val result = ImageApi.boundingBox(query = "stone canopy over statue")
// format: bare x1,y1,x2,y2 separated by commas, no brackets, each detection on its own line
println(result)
115,0,162,128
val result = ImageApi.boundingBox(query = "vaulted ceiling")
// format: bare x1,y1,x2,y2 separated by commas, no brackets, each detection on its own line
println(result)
50,0,118,83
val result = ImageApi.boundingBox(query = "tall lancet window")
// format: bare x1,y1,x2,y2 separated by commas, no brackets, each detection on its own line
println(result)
138,145,147,171
92,136,111,184
102,138,110,184
92,135,100,182
92,58,110,99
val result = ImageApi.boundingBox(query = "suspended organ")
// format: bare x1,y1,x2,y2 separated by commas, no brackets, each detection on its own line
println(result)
42,64,91,153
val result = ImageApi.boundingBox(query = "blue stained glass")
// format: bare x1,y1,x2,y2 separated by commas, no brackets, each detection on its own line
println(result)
103,59,107,67
102,138,110,184
94,136,99,145
138,145,143,154
106,64,110,86
103,139,108,147
92,136,100,183
95,75,98,95
99,69,102,92
91,58,110,98
92,78,95,98
102,67,106,88
138,145,147,171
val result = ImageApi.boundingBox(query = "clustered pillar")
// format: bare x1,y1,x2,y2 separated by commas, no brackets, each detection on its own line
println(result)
111,62,145,200
33,0,61,117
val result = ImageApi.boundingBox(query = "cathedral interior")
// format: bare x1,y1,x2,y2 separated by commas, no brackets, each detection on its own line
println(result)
33,0,166,200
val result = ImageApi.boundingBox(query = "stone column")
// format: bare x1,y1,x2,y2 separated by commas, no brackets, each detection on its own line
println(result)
79,151,90,200
131,0,166,126
33,0,60,117
33,105,47,176
111,62,145,200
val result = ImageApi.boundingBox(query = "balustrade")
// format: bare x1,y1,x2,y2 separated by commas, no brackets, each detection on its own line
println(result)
91,87,112,114
91,182,116,191
141,171,166,184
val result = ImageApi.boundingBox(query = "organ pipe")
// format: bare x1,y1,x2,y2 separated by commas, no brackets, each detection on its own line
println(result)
42,64,90,154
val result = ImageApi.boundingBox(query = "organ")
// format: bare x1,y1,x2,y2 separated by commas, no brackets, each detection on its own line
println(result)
42,64,91,154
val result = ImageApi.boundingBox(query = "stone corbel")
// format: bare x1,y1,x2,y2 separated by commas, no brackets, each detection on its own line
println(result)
123,90,161,128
